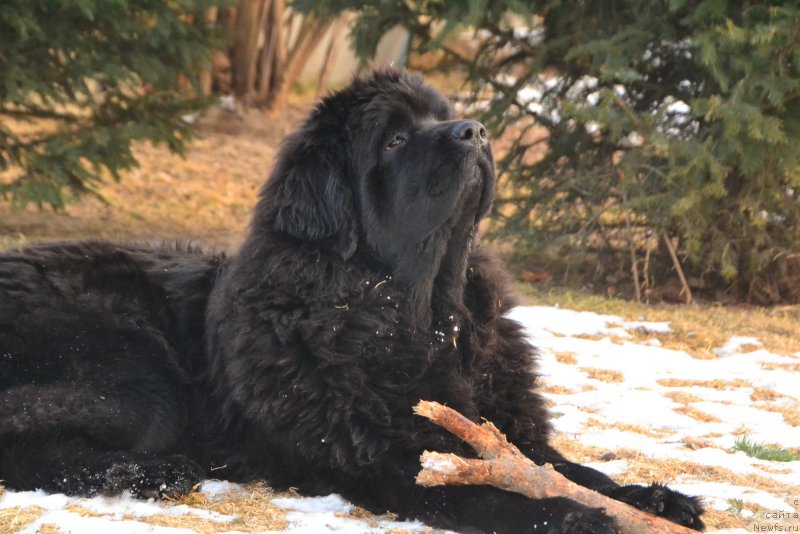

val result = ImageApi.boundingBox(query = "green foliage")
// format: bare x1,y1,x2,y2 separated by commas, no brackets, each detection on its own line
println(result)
300,0,800,303
0,0,224,209
732,435,800,462
726,498,745,515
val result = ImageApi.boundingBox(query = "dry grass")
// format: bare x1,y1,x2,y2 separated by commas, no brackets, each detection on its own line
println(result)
663,391,704,404
175,484,425,534
516,287,800,359
0,105,308,253
664,391,720,423
63,504,105,517
0,483,429,534
673,405,722,423
681,436,717,450
136,512,269,533
540,384,577,395
662,390,724,423
554,351,577,364
170,483,288,532
750,387,787,402
756,403,800,427
739,499,768,514
0,485,46,534
574,333,630,346
758,464,796,474
580,367,625,383
54,485,289,533
732,342,763,354
759,361,800,372
549,434,800,531
656,378,751,389
584,417,672,438
0,506,43,533
0,485,287,533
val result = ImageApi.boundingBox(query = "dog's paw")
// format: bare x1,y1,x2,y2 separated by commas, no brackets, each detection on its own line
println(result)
103,455,205,499
610,483,705,531
557,506,618,534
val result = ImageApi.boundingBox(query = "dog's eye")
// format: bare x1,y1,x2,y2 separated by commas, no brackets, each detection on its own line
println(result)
384,135,406,151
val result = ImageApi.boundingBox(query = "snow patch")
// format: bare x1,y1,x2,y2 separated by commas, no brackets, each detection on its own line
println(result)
715,336,763,358
421,453,461,475
199,480,248,501
272,494,354,515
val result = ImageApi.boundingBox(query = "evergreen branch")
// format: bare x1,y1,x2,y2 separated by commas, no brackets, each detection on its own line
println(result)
0,107,81,123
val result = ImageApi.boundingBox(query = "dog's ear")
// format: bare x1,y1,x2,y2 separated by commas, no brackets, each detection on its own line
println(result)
268,116,358,260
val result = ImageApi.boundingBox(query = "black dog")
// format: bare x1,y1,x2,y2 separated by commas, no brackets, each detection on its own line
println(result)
0,70,703,533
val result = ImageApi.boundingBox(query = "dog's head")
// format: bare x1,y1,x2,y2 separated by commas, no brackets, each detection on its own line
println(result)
258,70,496,282
254,70,495,324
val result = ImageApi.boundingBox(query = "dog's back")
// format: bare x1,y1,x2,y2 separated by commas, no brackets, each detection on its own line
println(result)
0,241,221,496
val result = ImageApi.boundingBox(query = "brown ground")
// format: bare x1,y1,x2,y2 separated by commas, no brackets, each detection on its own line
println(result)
0,103,311,253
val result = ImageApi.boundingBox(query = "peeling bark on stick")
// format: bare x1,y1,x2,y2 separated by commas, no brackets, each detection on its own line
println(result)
413,400,698,534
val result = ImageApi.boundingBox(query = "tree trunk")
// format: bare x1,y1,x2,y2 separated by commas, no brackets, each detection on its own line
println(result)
227,3,337,109
255,0,286,103
233,0,268,102
266,13,336,111
200,7,220,95
315,14,352,97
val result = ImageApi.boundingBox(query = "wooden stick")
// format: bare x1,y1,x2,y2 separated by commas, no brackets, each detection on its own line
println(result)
662,232,693,304
414,400,698,534
621,189,642,303
644,243,652,303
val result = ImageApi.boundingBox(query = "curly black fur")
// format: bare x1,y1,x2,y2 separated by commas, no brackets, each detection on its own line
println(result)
0,70,704,533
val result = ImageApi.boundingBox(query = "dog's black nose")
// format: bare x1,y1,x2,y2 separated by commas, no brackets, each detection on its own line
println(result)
452,121,488,145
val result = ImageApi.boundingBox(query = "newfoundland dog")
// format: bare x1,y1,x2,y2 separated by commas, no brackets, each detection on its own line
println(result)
0,70,703,533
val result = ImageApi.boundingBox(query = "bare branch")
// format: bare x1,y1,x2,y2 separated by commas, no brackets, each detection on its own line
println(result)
414,400,698,534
